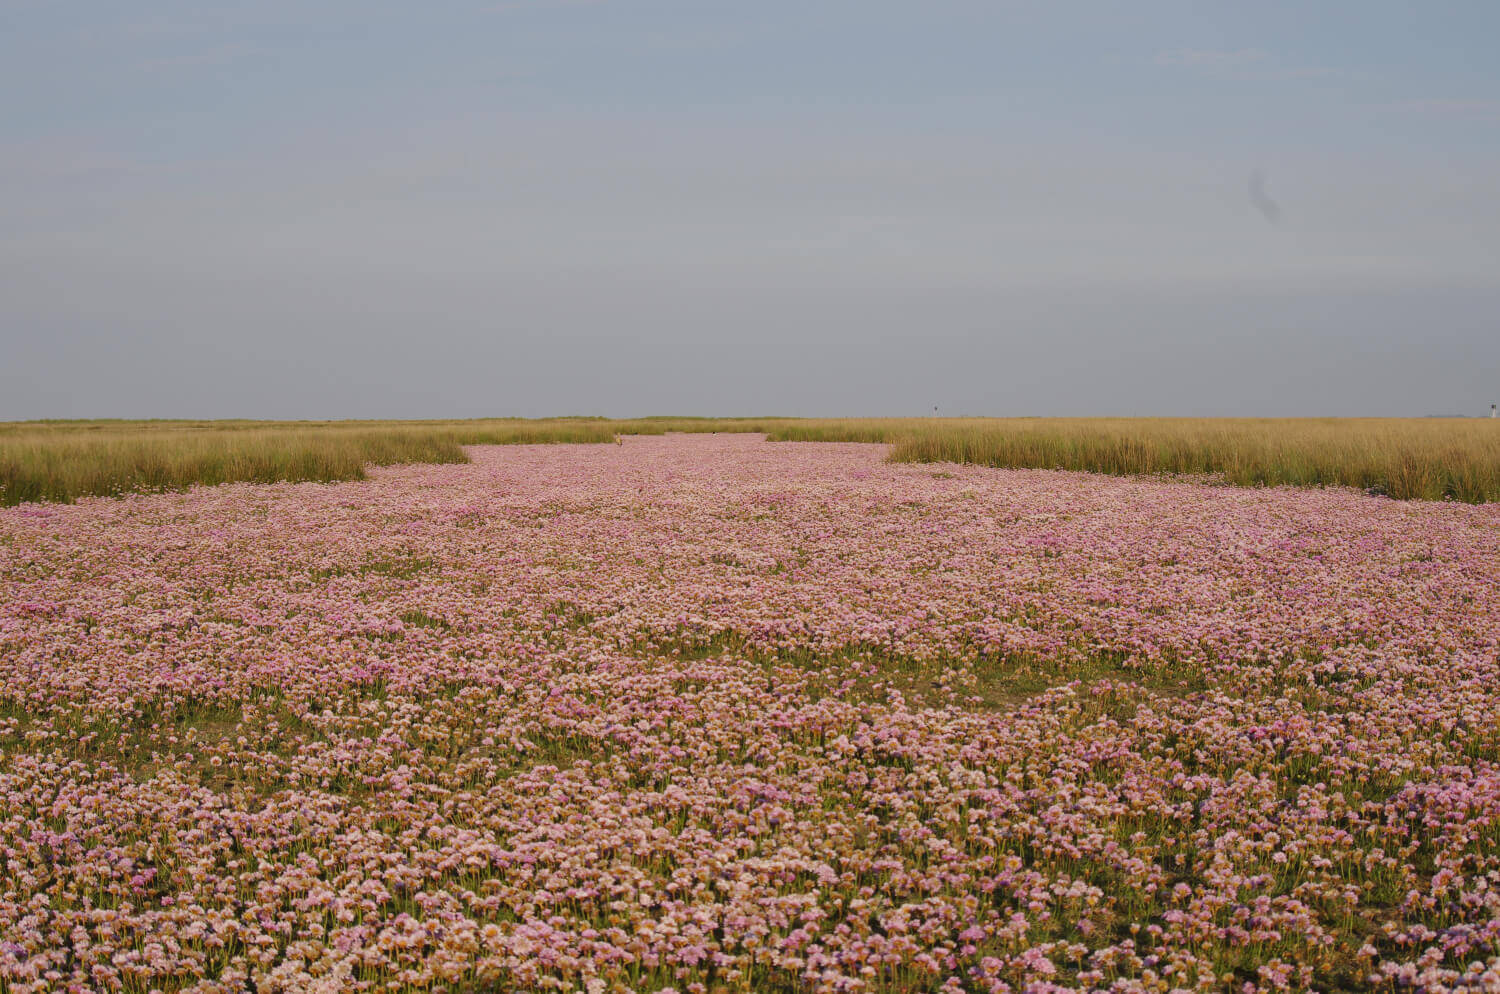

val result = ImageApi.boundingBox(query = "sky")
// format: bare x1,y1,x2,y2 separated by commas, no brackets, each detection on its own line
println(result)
3,1,1498,419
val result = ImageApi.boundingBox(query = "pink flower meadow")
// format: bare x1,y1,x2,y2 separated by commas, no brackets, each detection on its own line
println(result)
2,434,1498,993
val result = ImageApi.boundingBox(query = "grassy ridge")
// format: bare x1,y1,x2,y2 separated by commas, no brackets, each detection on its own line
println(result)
4,417,1500,506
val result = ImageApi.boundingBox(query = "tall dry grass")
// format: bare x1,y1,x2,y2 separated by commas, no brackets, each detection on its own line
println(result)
620,416,1500,502
4,417,1499,506
0,420,616,506
882,418,1500,503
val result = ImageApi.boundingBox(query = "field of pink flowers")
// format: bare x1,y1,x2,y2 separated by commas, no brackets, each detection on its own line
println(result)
2,433,1499,994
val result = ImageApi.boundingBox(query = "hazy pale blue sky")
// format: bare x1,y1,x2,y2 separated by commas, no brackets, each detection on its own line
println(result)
3,1,1498,418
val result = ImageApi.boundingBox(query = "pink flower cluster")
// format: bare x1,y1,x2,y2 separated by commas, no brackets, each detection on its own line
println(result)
1,433,1499,993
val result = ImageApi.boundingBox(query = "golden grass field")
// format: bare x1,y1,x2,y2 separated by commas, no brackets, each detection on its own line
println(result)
3,416,1499,505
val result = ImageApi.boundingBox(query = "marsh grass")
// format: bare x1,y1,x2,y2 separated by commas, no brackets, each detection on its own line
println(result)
880,418,1500,503
4,416,1499,505
667,416,1500,502
0,419,615,506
